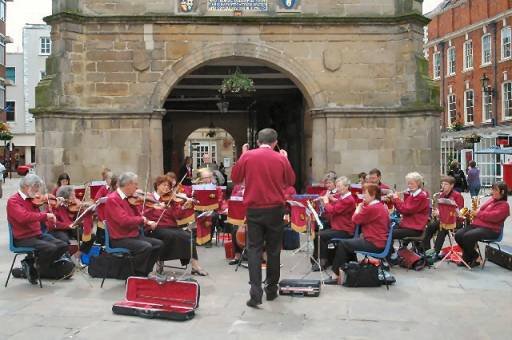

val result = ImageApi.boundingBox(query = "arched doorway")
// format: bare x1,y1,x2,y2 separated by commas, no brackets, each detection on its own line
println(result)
162,57,311,189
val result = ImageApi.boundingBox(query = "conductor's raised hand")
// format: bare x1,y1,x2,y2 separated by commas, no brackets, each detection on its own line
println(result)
242,143,249,154
279,149,288,158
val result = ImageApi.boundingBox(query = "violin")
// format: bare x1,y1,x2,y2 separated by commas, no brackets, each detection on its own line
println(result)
127,192,164,209
30,193,60,208
66,200,94,214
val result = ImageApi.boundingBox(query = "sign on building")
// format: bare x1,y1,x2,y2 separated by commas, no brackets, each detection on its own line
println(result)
208,0,268,11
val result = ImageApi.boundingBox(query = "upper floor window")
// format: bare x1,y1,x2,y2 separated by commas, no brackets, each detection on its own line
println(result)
502,26,511,60
448,94,457,125
40,37,51,55
0,42,4,66
503,82,512,119
6,67,15,84
463,40,473,70
0,1,5,22
447,47,456,76
5,101,14,122
483,90,493,122
482,34,492,65
433,52,441,79
464,90,474,124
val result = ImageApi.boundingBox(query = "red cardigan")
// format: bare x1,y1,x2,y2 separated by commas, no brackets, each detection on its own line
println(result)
472,198,510,233
47,205,94,233
352,201,390,249
7,192,48,240
324,193,356,234
143,193,182,228
231,146,296,209
392,190,429,231
104,190,144,239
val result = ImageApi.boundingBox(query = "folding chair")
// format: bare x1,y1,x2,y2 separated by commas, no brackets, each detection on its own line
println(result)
5,223,42,288
476,226,504,269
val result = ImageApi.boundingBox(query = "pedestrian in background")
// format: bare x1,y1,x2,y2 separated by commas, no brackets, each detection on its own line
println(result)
448,160,467,193
467,160,481,197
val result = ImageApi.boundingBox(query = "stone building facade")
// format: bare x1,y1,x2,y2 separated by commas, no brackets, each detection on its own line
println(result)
34,0,440,190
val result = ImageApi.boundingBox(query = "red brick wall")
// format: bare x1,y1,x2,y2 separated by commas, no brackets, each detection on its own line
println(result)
426,0,512,129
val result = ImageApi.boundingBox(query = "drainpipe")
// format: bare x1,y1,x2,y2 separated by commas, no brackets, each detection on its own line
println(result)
439,41,446,129
491,22,498,126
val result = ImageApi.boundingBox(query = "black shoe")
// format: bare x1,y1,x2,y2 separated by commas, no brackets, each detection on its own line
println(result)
11,267,26,279
323,277,339,285
264,287,278,301
246,298,262,308
204,241,213,248
229,258,240,265
432,254,443,262
21,259,38,285
311,263,320,272
469,259,481,268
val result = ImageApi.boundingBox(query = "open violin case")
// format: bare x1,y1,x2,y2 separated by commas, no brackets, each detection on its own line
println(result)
112,276,200,321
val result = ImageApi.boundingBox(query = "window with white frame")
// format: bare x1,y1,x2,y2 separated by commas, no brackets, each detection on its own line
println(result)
483,90,493,122
482,33,492,65
5,101,14,121
0,86,4,112
0,1,5,22
0,42,4,66
463,40,473,70
40,37,51,55
433,52,441,79
448,94,457,125
503,82,512,119
502,26,511,60
464,90,474,124
447,47,456,75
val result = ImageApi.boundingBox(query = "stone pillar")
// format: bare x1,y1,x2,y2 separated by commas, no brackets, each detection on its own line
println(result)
34,111,165,187
311,109,328,183
25,147,32,164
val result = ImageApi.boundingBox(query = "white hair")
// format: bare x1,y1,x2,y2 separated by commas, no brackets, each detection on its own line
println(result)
335,176,350,187
20,174,44,190
56,185,74,199
118,172,138,187
405,172,423,185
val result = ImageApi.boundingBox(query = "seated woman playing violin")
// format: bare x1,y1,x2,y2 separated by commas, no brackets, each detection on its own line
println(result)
143,175,208,276
455,181,510,268
49,185,96,264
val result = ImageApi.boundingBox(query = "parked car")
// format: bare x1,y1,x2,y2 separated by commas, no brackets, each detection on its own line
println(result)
17,163,35,176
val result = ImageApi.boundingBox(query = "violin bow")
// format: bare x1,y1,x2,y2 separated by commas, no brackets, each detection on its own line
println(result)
154,173,188,227
141,166,151,216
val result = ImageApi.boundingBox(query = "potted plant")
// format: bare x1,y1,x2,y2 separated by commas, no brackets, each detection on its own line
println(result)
219,68,256,97
464,133,481,143
0,122,13,141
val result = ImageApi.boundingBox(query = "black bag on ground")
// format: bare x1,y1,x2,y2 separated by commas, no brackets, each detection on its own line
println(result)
282,226,300,250
88,252,133,280
342,261,381,287
40,256,75,280
485,244,512,270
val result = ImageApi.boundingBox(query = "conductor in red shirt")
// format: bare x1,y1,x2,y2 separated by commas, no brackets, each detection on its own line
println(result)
104,172,163,276
231,128,296,308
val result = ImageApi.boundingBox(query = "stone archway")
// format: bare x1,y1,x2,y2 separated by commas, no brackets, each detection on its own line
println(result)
150,42,326,112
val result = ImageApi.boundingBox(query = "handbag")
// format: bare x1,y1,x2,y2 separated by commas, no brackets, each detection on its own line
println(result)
342,261,381,287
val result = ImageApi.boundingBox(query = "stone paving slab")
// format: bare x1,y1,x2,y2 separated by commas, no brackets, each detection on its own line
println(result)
0,178,511,340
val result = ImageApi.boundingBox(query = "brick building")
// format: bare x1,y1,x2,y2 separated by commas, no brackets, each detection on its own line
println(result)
425,0,512,185
0,0,13,122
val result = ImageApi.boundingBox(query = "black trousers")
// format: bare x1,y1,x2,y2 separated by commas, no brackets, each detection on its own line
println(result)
148,228,197,262
247,206,285,301
15,234,68,272
50,229,95,254
391,227,423,253
455,225,499,263
111,235,163,276
332,238,381,275
313,229,352,261
230,225,244,255
423,220,450,253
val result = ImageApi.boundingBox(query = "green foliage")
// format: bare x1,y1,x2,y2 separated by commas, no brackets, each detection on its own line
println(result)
219,68,256,95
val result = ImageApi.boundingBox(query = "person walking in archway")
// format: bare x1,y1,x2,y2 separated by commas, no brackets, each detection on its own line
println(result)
231,128,296,308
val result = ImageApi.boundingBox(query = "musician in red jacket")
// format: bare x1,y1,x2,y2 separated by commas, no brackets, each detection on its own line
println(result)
6,174,67,284
144,175,207,276
455,181,510,267
312,176,356,271
231,128,296,308
325,183,390,285
49,185,95,262
389,172,429,254
423,176,465,260
104,172,163,276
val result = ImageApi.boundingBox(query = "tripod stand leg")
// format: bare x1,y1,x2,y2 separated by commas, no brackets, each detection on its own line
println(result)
235,247,247,272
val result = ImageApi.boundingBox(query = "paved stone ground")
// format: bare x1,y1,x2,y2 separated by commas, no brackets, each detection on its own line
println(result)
0,178,511,340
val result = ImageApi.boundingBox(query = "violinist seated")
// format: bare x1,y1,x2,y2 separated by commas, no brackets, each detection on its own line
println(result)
325,183,390,285
51,173,70,196
455,181,510,268
318,174,338,229
194,168,223,247
312,176,356,272
143,175,207,276
388,172,430,256
48,185,95,265
104,172,163,277
6,174,68,284
423,176,464,261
